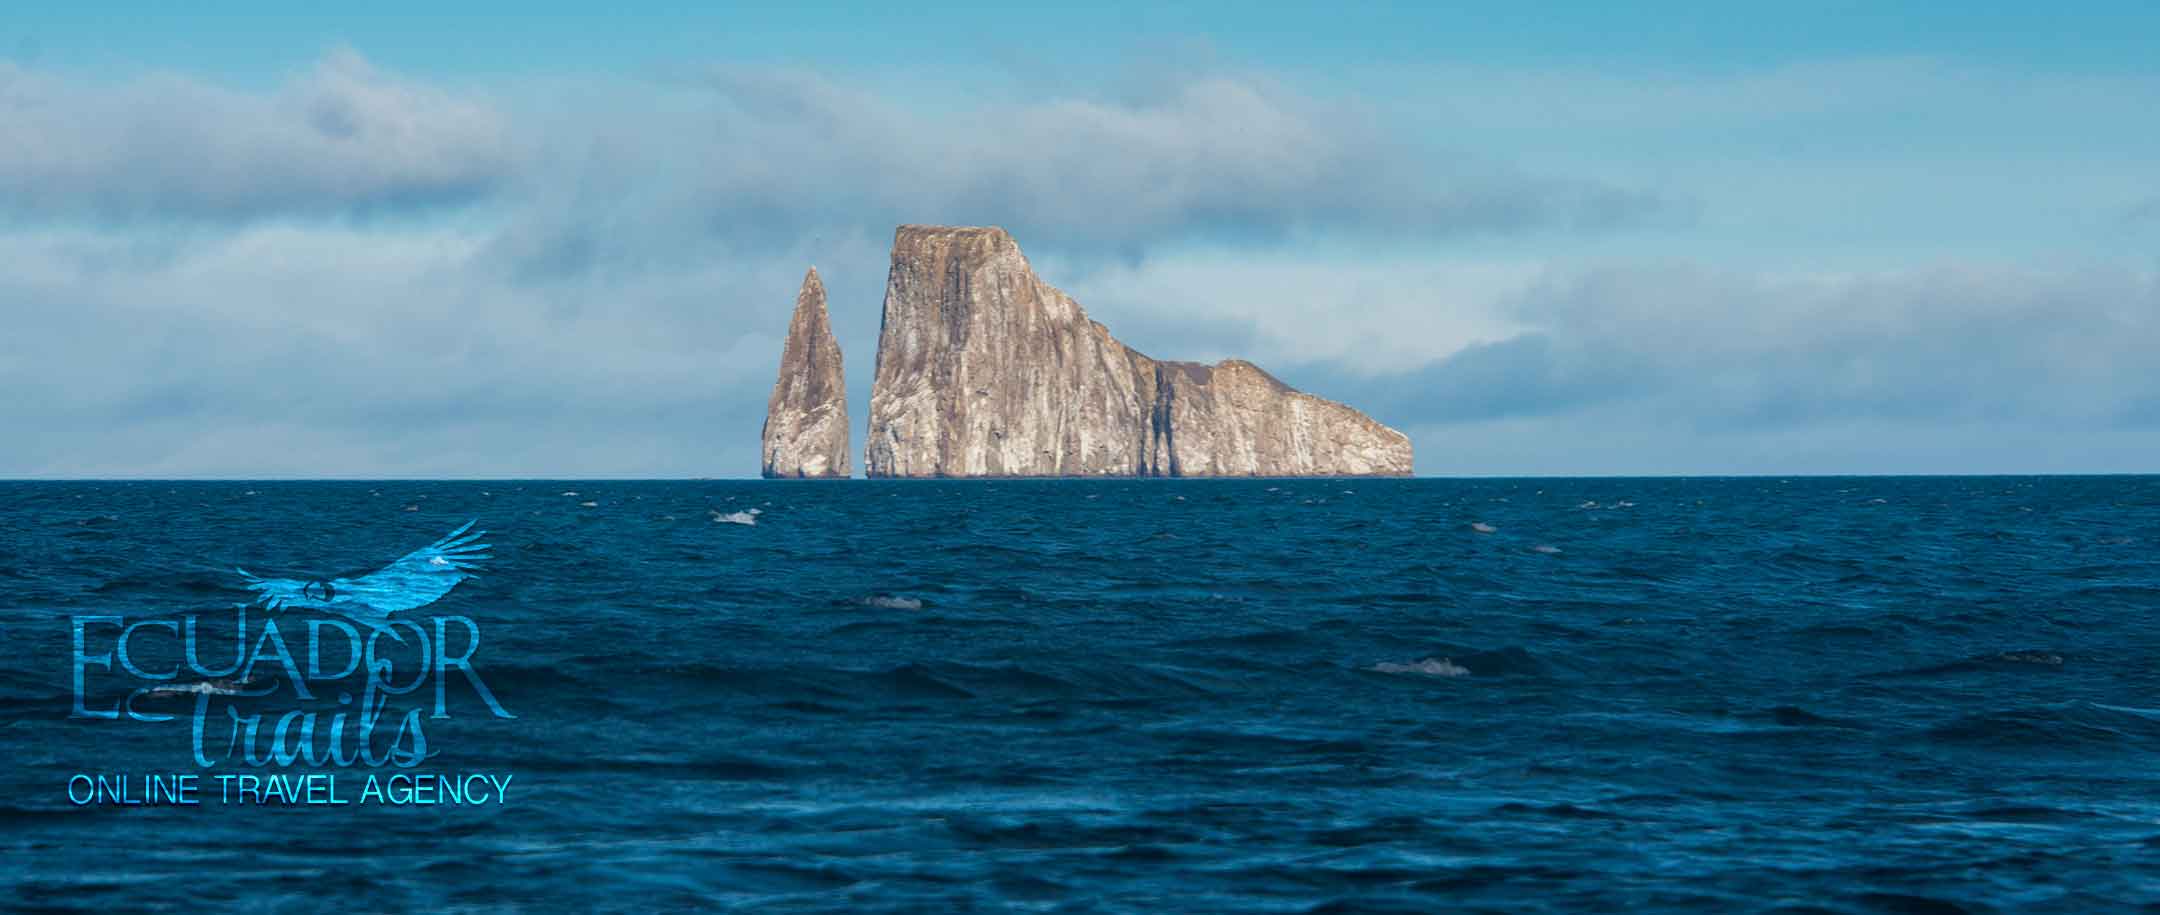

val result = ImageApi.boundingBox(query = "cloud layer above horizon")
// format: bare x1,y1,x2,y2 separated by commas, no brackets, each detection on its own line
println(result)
2,46,2156,477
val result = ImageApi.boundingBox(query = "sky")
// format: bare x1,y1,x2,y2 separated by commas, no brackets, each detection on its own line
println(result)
2,2,2157,477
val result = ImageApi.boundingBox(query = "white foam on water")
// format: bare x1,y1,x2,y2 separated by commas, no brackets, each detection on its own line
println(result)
1471,522,1497,534
864,595,924,610
1533,544,1563,554
150,677,264,697
713,511,757,526
580,501,599,508
1371,658,1470,678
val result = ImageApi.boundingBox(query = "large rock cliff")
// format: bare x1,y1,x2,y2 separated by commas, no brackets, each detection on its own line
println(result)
761,267,851,478
864,225,1412,477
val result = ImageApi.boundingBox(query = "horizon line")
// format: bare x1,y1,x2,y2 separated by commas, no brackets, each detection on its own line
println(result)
0,472,2154,483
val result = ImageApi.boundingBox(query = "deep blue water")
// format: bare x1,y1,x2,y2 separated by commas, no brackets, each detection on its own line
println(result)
3,477,2159,913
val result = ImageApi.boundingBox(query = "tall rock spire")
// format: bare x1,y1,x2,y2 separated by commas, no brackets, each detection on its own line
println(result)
761,267,851,478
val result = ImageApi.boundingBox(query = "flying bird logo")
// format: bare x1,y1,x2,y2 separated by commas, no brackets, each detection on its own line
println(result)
235,521,490,632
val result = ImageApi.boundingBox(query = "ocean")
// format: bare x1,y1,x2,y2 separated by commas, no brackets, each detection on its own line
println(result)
2,477,2157,912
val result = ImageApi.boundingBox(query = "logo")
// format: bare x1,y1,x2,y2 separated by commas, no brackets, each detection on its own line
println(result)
67,521,516,808
235,520,490,632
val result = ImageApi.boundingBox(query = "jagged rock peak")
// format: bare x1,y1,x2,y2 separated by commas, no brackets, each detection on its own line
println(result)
864,225,1413,478
893,223,1020,258
760,266,851,478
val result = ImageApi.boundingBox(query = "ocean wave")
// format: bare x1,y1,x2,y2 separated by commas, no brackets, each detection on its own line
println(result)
1453,646,1550,676
1370,658,1469,677
1167,629,1316,652
89,573,238,596
863,594,925,610
142,676,275,698
943,813,1201,852
1874,650,2069,678
882,659,1219,702
825,615,1036,636
1490,801,1623,820
1368,646,1552,679
53,513,121,527
486,657,1227,707
508,751,798,780
1759,705,1867,729
1924,702,2160,749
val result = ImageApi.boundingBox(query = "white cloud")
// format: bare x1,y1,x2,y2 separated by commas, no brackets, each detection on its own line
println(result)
1290,260,2160,473
0,49,511,219
1506,262,2160,425
486,64,1667,266
0,223,792,476
1043,250,1537,373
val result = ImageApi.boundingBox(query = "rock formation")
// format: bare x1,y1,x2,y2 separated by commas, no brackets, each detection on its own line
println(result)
864,225,1412,477
761,267,851,478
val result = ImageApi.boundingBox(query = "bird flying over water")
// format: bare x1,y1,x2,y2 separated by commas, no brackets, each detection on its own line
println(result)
236,521,489,631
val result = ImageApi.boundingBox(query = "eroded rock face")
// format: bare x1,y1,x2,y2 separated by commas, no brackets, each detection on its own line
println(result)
864,225,1412,477
1145,359,1415,477
761,267,851,478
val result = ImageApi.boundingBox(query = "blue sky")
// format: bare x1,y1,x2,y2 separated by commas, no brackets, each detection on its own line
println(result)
14,3,2160,78
1,3,2156,476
